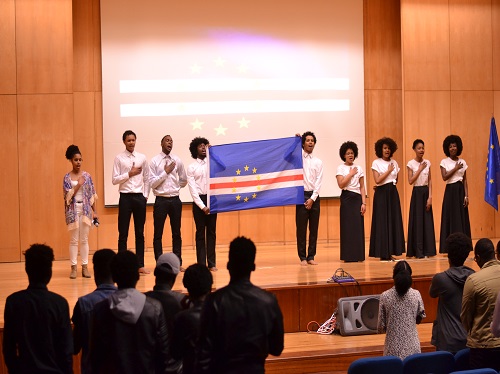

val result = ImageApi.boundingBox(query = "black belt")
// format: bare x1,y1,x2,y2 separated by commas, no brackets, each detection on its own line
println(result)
157,195,179,199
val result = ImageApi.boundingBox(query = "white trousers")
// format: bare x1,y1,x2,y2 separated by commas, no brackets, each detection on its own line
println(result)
69,203,90,266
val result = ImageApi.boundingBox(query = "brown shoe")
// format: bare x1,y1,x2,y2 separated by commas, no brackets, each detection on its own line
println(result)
82,264,91,278
69,265,77,279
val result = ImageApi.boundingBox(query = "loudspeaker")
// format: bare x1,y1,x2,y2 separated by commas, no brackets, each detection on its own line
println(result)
336,295,380,336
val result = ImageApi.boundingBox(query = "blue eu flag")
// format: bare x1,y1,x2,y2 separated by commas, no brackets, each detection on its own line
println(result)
485,117,500,210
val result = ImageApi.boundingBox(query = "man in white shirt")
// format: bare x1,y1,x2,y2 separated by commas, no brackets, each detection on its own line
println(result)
112,130,150,274
149,135,187,268
187,137,218,272
296,131,323,266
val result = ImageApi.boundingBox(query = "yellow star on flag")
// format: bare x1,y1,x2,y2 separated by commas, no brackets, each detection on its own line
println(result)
232,187,236,192
190,63,202,74
492,144,495,149
252,193,257,198
236,195,241,201
253,168,257,173
215,124,228,136
236,169,241,175
190,118,204,130
491,179,495,184
244,165,249,171
214,57,226,67
244,197,249,202
238,117,250,128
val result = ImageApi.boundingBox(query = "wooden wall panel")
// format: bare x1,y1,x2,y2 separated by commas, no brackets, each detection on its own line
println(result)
18,94,74,259
0,96,20,261
401,0,450,91
16,0,73,94
72,0,96,92
363,0,402,90
0,0,16,94
449,0,493,90
494,0,500,90
403,91,451,244
239,207,286,243
450,91,495,239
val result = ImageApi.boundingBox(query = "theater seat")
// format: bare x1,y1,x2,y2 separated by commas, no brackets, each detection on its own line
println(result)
403,351,455,374
348,355,403,374
450,369,498,374
454,348,471,372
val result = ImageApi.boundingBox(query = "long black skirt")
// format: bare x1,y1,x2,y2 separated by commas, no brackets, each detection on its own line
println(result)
439,182,471,253
340,190,365,262
407,186,436,258
369,183,405,259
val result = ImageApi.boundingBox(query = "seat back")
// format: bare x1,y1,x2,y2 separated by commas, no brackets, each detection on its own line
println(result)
454,348,471,372
450,369,498,374
403,351,455,374
348,355,403,374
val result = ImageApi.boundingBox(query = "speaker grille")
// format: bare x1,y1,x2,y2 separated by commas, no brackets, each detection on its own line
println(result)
337,295,380,336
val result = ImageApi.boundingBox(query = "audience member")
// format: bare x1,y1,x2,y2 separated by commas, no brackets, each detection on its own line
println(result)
197,236,284,373
90,250,169,373
72,248,117,374
461,238,500,370
378,260,426,359
429,233,474,353
3,244,73,373
172,264,213,374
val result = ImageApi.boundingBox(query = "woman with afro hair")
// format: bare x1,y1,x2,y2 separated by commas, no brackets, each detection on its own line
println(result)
369,137,405,261
439,135,471,253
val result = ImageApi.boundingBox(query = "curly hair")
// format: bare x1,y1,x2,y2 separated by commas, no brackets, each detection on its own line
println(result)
339,141,358,162
442,135,463,157
374,137,398,158
445,233,472,267
65,145,81,160
183,263,213,299
301,131,316,146
189,137,209,159
412,139,424,149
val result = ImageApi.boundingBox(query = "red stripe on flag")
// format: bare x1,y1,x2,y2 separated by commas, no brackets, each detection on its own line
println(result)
210,173,303,190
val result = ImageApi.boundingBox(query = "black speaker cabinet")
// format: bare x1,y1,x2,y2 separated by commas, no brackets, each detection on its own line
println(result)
337,295,380,336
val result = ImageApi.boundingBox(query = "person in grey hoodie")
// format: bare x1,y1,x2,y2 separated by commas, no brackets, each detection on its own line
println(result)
429,232,475,353
89,250,169,374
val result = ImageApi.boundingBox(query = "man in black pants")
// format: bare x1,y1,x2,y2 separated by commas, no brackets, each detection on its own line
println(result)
296,131,323,266
187,137,218,272
112,130,150,274
149,134,187,267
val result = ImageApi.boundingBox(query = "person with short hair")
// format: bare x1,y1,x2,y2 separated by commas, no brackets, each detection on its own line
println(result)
90,250,169,373
149,135,187,264
197,236,284,373
439,134,471,253
296,131,323,266
429,233,474,353
172,264,213,374
3,244,73,373
72,248,117,374
461,238,500,370
378,260,426,359
112,130,150,274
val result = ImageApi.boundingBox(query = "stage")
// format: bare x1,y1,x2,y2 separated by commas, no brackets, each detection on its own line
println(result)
0,241,480,373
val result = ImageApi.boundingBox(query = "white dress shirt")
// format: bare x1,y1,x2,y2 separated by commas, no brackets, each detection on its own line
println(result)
149,152,187,197
187,158,208,210
112,150,150,197
302,150,323,201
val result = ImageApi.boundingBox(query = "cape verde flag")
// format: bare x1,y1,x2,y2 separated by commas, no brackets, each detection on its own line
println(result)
208,137,304,213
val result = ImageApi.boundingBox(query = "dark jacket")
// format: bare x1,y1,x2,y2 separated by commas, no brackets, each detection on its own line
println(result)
172,300,203,374
429,265,475,353
197,278,284,374
89,288,169,374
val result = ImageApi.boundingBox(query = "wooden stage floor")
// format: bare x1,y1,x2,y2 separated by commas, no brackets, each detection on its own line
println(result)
0,241,481,373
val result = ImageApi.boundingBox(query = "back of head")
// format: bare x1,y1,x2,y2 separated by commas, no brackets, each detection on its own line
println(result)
474,238,495,265
24,244,54,285
393,260,412,297
110,250,139,289
92,249,116,284
228,236,256,279
154,253,180,287
183,264,213,299
446,233,472,267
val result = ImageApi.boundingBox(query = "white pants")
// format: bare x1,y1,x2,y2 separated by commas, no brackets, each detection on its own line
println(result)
69,203,90,266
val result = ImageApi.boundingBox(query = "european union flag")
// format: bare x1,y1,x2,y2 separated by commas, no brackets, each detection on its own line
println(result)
485,117,500,210
208,137,304,213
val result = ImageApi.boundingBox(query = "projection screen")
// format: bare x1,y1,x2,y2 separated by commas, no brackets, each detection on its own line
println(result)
100,0,365,206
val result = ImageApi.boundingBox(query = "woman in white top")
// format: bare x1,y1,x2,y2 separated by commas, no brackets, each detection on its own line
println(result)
439,135,471,253
369,137,405,261
336,141,366,262
63,145,98,279
407,139,436,258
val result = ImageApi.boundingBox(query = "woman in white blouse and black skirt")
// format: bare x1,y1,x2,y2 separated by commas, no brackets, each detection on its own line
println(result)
336,141,366,262
439,135,471,253
407,139,436,258
369,137,405,261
